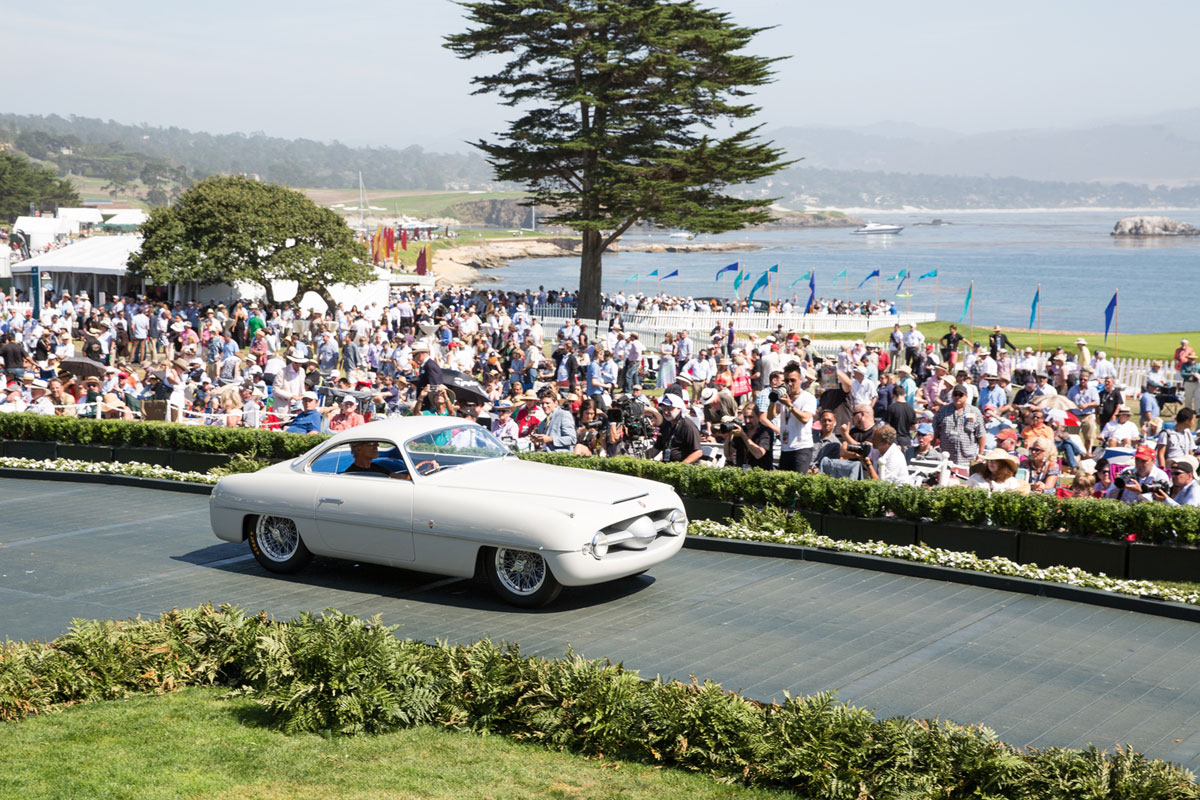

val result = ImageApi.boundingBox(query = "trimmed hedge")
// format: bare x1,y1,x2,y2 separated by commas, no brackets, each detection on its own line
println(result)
522,453,1200,546
6,412,1199,546
0,412,323,461
1,606,1195,799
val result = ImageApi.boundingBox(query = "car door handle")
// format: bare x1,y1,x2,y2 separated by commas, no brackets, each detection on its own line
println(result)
319,497,345,505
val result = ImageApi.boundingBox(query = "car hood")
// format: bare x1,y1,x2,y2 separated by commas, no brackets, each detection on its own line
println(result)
428,457,664,505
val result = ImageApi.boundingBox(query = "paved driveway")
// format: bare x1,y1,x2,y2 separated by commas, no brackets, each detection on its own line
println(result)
3,477,1200,769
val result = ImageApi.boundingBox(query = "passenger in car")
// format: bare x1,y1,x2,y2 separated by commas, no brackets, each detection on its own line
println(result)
342,441,409,479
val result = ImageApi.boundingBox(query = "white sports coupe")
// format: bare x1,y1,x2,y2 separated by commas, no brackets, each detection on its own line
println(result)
209,417,687,607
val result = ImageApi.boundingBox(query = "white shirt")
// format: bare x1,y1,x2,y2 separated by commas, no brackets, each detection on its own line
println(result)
870,444,911,484
1101,419,1139,442
776,390,816,451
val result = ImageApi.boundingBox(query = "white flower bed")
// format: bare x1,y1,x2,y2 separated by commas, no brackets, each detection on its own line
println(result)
0,457,217,485
689,519,1200,607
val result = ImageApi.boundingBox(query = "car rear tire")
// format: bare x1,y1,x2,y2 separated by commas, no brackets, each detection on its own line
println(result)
248,515,312,574
485,546,562,608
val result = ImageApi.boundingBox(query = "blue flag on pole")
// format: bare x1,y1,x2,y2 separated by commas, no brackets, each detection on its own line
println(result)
662,269,679,280
748,270,770,303
856,269,881,289
1029,287,1040,330
623,273,638,283
958,282,973,324
715,262,738,280
895,273,908,294
790,271,811,287
805,271,817,313
1104,291,1118,342
835,268,848,279
918,269,938,280
768,264,779,273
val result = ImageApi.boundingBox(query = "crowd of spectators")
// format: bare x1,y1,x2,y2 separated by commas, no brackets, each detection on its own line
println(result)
1,284,1196,507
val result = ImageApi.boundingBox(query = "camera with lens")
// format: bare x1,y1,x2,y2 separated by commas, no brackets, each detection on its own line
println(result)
1114,468,1170,494
609,398,654,439
715,420,743,434
584,419,607,431
847,442,872,458
768,390,781,403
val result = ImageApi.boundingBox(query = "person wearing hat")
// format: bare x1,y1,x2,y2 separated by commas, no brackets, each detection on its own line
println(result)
1107,445,1169,504
644,392,702,464
904,421,936,461
26,378,54,415
285,391,329,435
987,326,1016,361
0,381,27,414
700,385,738,433
328,397,366,432
490,399,519,440
1154,455,1200,506
932,383,986,467
967,449,1026,494
514,391,544,438
1182,352,1200,412
273,353,308,410
1100,405,1138,447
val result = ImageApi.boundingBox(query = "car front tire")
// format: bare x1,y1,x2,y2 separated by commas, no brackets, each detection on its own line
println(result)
248,514,313,574
485,546,562,608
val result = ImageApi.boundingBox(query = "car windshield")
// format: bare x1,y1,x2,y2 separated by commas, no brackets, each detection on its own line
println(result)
404,424,510,467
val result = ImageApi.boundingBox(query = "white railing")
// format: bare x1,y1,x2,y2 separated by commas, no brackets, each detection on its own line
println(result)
530,304,934,334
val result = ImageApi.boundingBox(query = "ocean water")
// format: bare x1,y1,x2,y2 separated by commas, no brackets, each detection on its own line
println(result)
482,210,1200,334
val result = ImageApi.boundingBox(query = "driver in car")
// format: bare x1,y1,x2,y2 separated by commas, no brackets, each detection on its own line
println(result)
343,441,410,480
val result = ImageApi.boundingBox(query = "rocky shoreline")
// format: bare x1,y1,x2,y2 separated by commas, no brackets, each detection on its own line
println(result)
432,237,759,284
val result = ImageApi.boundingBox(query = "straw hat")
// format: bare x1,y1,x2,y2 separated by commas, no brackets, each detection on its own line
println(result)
979,448,1020,472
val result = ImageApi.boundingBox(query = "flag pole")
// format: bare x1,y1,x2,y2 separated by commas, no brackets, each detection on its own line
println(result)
1037,282,1042,353
935,272,940,319
1114,288,1119,361
875,272,880,306
968,280,975,347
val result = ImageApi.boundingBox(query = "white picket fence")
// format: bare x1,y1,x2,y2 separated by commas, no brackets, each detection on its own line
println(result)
530,304,934,334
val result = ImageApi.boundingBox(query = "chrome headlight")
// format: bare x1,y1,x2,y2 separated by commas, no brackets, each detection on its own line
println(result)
588,532,609,560
668,508,687,536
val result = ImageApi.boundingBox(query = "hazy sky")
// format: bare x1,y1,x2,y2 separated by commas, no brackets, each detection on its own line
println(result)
5,0,1197,152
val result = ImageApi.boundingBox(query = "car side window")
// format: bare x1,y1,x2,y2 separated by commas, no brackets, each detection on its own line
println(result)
309,444,354,474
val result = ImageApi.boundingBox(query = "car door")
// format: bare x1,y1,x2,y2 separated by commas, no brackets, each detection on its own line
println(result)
311,442,415,564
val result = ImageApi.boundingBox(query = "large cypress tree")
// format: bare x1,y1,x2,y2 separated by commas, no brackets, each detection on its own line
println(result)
446,0,792,318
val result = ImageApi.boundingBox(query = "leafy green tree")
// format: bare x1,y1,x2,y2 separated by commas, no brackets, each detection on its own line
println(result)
447,0,792,317
0,152,81,223
128,175,373,308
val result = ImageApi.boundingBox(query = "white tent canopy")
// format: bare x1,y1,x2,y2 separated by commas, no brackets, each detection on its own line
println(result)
57,208,105,225
12,216,73,250
102,209,148,227
11,235,143,277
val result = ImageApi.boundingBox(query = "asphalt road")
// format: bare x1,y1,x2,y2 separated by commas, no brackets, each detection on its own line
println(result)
3,477,1200,770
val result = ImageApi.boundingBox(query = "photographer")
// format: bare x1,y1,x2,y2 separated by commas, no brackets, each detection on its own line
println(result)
645,393,702,464
1154,456,1200,506
1107,445,1169,503
768,362,818,472
723,402,774,470
843,423,910,484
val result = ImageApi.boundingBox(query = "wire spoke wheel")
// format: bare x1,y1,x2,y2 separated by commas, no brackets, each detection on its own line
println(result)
249,515,311,573
486,546,561,607
256,515,300,561
494,547,546,595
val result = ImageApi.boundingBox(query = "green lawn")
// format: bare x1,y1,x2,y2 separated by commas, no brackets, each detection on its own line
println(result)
0,688,801,800
813,320,1195,361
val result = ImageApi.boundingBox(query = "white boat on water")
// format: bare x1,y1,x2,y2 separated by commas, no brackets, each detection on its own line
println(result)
852,222,904,235
668,231,694,240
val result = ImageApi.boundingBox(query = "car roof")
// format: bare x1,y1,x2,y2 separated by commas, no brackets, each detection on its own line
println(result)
320,416,481,448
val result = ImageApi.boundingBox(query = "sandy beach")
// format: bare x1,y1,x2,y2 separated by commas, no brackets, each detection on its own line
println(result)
431,236,758,285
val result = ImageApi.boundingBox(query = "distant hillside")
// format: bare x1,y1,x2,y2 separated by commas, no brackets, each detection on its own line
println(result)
766,111,1200,185
0,113,498,193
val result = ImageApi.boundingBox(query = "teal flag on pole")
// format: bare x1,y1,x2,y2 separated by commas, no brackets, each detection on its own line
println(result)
790,271,811,287
623,273,638,283
648,269,659,278
835,268,848,279
748,270,770,303
1029,287,1040,330
733,271,745,291
958,283,973,324
768,264,779,273
918,269,938,280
